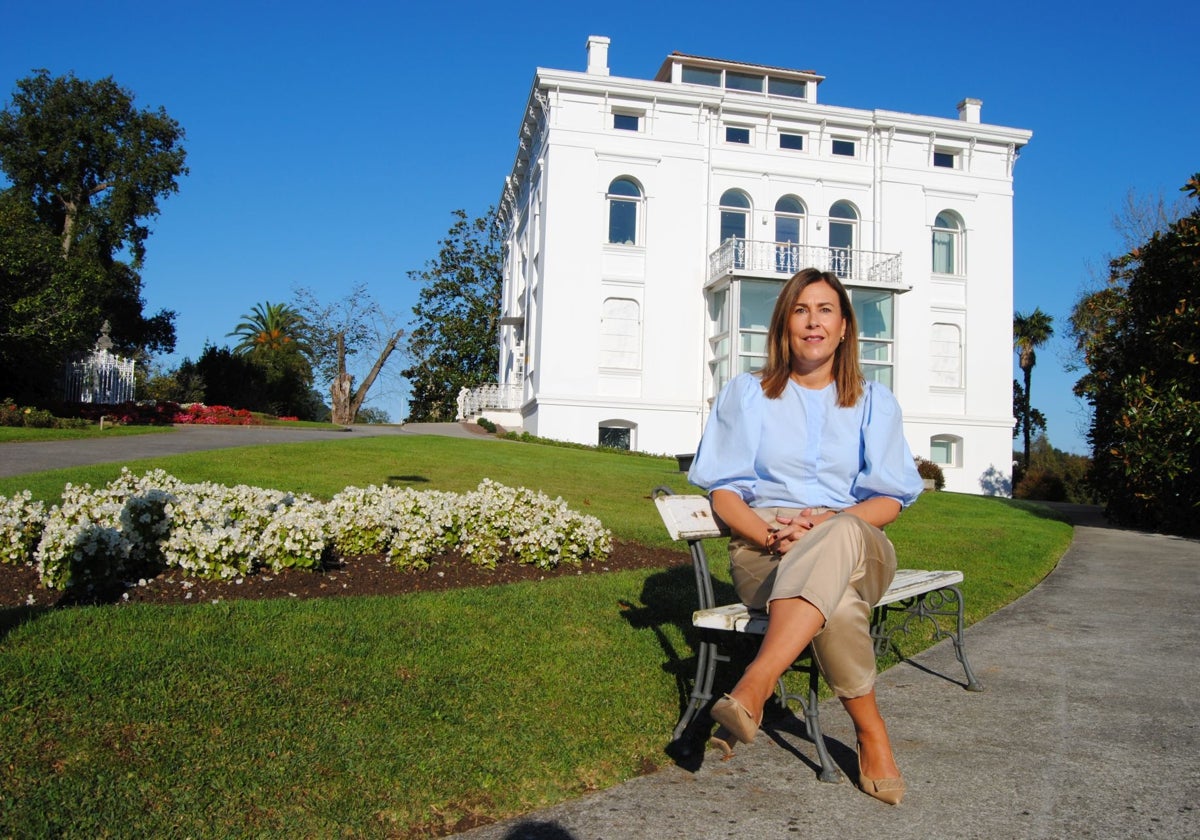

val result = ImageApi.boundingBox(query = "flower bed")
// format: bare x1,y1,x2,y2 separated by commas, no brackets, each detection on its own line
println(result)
1,470,612,593
171,403,260,425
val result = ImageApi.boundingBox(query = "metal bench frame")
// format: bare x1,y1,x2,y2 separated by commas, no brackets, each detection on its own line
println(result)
653,487,982,782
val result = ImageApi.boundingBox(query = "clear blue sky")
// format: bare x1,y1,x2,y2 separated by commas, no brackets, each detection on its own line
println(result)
5,0,1197,450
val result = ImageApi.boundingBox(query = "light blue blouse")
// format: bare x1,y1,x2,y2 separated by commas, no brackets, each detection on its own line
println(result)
688,373,924,510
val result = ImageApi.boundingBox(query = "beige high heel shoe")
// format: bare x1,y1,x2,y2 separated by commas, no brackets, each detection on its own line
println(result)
710,694,760,745
856,743,906,805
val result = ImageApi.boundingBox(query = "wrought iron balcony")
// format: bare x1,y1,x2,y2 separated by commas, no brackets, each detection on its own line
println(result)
708,239,906,290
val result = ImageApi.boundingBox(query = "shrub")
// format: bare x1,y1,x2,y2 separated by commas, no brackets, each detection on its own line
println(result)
914,457,945,491
1014,467,1068,502
1,398,56,428
476,417,497,433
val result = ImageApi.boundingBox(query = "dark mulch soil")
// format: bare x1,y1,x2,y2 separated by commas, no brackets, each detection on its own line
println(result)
0,539,688,609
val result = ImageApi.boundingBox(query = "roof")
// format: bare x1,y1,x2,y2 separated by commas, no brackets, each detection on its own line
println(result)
653,51,825,84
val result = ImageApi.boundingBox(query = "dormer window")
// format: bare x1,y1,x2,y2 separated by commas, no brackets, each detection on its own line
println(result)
768,78,807,99
725,71,763,93
674,62,813,102
682,66,721,87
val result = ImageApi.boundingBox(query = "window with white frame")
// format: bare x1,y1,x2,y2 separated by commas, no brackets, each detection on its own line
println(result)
933,149,958,169
932,211,963,275
930,434,962,467
828,201,858,278
724,125,751,145
707,286,731,393
599,421,635,450
612,111,640,131
779,131,805,151
737,280,777,375
599,298,641,369
719,189,751,269
831,138,857,157
853,289,894,388
725,71,763,93
930,322,963,387
774,196,805,274
607,177,642,245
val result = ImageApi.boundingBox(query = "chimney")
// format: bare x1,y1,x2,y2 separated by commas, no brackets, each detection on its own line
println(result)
587,35,610,75
956,98,982,123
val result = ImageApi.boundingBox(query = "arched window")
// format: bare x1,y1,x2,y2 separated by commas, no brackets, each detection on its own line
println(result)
828,201,858,277
932,211,963,275
774,196,805,273
719,190,751,242
720,189,751,268
607,177,642,245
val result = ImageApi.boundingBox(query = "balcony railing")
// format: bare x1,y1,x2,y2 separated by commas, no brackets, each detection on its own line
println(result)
456,382,524,420
708,239,906,289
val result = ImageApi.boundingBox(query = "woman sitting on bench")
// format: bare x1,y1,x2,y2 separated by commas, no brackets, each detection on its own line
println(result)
688,268,923,805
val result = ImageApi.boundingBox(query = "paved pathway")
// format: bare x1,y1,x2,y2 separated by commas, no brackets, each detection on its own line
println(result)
0,422,489,477
454,504,1200,839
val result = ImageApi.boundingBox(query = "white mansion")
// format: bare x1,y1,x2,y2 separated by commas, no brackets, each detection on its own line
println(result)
483,36,1032,495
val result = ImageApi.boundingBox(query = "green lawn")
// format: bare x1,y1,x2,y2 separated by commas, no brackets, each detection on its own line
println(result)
0,436,1073,837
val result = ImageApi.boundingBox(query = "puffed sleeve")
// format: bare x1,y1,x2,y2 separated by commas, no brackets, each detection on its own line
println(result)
687,374,763,502
852,382,925,508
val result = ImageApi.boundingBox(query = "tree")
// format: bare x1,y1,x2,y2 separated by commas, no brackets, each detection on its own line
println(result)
1012,379,1046,458
402,209,502,421
177,344,323,420
0,70,187,265
1013,308,1054,474
0,71,183,403
294,284,404,425
228,302,311,357
1069,173,1200,535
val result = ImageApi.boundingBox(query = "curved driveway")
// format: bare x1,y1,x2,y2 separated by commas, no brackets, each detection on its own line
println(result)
0,422,485,478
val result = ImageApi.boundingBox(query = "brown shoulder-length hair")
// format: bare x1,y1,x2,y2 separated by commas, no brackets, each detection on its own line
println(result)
758,268,864,407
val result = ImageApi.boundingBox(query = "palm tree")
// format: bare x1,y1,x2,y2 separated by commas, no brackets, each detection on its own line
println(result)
228,302,311,357
1013,308,1054,473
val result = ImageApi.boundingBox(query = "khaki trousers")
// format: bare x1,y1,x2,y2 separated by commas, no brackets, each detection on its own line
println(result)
728,508,897,698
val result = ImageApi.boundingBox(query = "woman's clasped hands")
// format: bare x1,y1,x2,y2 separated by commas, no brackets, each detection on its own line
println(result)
764,508,833,555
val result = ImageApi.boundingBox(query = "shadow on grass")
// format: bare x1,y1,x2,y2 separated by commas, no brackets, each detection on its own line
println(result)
0,604,53,641
386,474,430,484
619,564,761,769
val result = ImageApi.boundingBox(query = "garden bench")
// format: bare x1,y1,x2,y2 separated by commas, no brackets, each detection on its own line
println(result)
652,487,981,781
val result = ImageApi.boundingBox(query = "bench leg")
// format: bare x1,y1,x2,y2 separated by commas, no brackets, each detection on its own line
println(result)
872,586,984,692
776,659,841,783
945,585,983,692
672,637,724,743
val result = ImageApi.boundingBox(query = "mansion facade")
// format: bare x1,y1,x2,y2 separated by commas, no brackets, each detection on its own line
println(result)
489,36,1032,494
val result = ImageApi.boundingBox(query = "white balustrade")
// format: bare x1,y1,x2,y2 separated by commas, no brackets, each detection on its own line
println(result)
457,382,525,420
708,239,905,288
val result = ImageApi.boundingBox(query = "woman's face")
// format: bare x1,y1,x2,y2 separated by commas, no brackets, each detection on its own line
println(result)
787,280,847,379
